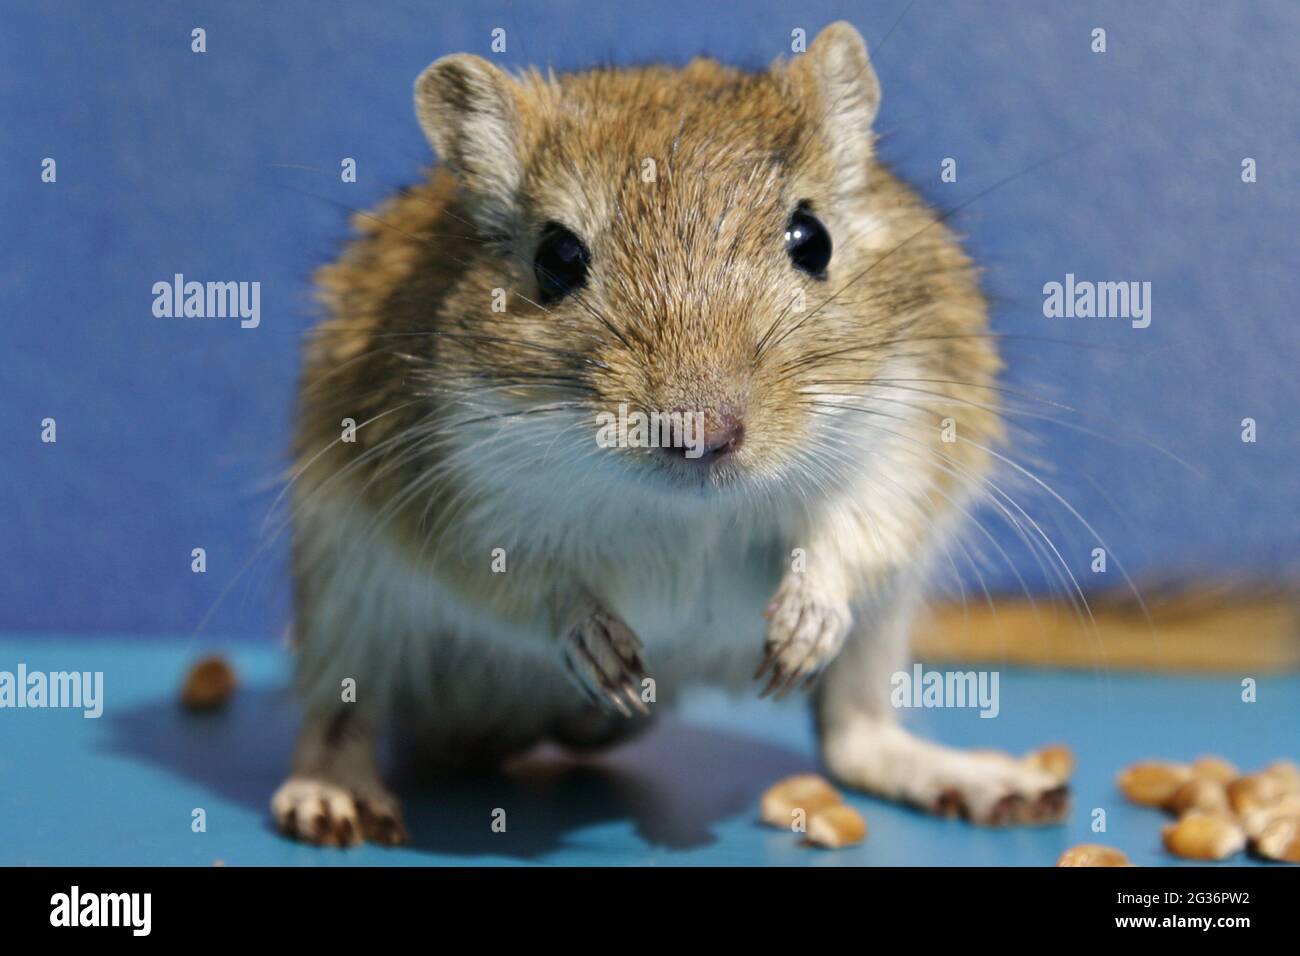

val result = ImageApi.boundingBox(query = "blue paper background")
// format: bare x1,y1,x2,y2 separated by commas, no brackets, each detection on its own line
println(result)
1,0,1296,636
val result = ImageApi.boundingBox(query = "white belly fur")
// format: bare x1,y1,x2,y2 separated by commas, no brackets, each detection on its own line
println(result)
293,491,783,730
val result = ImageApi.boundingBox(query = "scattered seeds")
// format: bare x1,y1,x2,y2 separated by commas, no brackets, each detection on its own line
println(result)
1056,844,1131,867
1115,755,1300,863
1241,793,1300,839
180,655,237,712
1227,772,1289,816
1117,760,1191,807
1023,744,1076,784
1251,816,1300,863
1161,811,1246,861
1168,777,1230,816
805,804,868,849
1263,760,1300,793
759,774,843,829
1190,755,1240,785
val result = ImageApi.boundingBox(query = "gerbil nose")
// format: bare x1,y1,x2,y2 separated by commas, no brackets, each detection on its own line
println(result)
671,412,745,464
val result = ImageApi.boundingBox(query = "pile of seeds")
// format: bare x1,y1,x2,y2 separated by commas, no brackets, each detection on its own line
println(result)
759,752,1299,863
1117,756,1300,863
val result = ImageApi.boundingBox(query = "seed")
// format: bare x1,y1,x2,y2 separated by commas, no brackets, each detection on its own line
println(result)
1023,744,1076,784
1161,812,1246,861
1241,793,1300,839
1117,760,1191,807
180,655,237,711
1055,844,1131,867
1263,760,1300,793
805,804,868,849
760,774,843,828
1190,755,1240,785
1227,772,1289,816
1250,816,1300,863
1168,777,1230,816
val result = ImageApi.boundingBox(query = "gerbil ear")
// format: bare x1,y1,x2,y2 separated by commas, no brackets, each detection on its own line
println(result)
789,22,881,188
414,54,522,233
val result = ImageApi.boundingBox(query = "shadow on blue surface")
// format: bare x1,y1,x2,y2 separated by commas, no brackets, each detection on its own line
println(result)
101,684,814,860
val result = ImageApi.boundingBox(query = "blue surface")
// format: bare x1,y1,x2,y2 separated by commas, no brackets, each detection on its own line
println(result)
1,638,1295,866
1,1,1297,636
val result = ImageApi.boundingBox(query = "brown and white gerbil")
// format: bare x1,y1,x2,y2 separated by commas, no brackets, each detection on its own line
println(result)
272,21,1069,846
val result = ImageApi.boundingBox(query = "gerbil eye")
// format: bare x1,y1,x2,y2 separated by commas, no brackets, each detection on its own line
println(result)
784,206,832,278
534,222,591,304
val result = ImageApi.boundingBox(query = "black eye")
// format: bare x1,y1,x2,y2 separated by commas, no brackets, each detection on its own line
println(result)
784,206,832,278
534,222,591,304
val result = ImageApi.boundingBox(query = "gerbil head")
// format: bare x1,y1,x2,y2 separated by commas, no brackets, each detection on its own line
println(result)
411,22,992,504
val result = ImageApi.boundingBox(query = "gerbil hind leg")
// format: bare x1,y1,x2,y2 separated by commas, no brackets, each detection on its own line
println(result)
813,585,1069,826
272,708,407,847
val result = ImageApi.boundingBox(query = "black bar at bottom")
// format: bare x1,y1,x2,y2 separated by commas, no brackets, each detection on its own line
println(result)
1,864,1293,940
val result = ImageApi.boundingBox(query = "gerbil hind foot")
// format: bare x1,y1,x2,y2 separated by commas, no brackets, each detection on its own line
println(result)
272,777,408,847
272,709,407,847
821,719,1070,826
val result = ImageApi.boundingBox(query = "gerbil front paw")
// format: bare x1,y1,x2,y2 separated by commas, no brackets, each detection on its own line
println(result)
561,606,650,718
757,574,851,698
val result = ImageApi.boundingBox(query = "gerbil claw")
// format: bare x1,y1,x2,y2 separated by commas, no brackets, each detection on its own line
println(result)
602,687,632,718
620,678,652,716
562,606,650,718
762,658,818,700
760,674,793,700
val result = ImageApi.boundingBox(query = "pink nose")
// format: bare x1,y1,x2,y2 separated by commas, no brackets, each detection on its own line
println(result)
671,412,744,463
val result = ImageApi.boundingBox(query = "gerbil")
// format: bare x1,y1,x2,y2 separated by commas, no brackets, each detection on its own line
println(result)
272,21,1068,846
